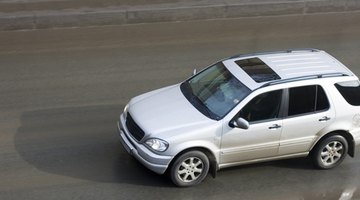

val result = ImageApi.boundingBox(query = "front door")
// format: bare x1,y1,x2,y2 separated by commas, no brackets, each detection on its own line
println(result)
220,89,284,164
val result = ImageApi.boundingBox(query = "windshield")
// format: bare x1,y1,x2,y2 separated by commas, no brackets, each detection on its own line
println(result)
181,62,251,120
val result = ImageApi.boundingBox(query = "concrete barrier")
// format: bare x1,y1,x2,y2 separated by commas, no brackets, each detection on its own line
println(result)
0,0,359,30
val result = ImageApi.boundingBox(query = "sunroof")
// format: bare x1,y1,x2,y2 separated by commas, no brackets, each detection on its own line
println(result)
235,57,281,83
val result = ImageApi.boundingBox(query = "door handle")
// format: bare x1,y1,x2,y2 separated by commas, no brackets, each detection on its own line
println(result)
268,124,281,130
319,116,331,122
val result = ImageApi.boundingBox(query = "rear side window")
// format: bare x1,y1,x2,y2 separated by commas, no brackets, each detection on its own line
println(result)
288,85,329,117
335,81,360,106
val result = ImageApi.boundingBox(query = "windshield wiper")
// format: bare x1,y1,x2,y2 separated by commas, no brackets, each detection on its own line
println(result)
191,91,220,120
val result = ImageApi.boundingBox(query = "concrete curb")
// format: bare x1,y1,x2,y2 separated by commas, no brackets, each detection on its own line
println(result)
1,0,359,30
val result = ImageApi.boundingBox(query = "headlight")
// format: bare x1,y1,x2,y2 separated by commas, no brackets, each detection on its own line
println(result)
145,138,169,152
123,103,129,119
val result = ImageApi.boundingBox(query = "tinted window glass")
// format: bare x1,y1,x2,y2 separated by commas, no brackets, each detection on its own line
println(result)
316,86,330,111
288,85,329,117
289,86,316,116
335,81,360,106
239,90,282,122
235,58,280,83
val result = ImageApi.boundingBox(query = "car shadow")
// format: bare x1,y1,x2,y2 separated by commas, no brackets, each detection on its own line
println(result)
15,105,171,187
270,157,315,170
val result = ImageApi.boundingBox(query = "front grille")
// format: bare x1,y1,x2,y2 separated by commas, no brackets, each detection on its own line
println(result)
126,114,145,141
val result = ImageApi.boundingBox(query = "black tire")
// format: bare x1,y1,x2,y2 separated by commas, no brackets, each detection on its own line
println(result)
170,150,209,187
312,135,348,169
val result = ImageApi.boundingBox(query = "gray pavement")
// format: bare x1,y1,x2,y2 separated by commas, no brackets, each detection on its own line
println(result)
1,0,360,30
1,12,360,199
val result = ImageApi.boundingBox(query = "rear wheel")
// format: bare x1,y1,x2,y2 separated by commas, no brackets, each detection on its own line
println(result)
170,150,209,187
312,135,348,169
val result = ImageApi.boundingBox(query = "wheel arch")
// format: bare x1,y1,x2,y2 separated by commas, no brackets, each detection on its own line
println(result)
311,130,355,157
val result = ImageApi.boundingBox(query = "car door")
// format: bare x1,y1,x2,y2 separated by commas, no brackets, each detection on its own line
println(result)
220,89,284,164
279,85,335,155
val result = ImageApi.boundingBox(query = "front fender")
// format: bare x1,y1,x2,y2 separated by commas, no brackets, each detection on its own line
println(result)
169,140,221,166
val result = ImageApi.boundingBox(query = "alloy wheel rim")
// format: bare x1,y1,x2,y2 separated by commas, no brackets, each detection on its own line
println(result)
320,141,344,166
177,157,203,182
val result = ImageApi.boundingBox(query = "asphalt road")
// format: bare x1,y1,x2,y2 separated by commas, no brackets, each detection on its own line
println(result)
1,12,360,200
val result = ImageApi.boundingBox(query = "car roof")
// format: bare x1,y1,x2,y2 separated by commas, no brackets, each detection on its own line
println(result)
223,49,355,90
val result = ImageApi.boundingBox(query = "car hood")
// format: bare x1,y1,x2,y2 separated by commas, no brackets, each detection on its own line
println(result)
128,84,214,137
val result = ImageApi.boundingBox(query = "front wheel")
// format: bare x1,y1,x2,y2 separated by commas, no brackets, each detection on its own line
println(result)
170,150,209,187
312,135,348,169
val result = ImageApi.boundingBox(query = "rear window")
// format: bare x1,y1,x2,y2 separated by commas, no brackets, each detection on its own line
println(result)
235,57,280,83
335,81,360,106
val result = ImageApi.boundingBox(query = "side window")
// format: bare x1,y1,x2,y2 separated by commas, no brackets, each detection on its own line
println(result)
316,86,330,111
239,90,282,123
288,85,329,117
335,81,360,106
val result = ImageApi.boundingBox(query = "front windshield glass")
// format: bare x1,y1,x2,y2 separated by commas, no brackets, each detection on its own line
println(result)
181,62,251,120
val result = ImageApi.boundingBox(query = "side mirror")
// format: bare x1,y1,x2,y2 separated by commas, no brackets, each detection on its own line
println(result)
230,117,249,129
192,69,197,76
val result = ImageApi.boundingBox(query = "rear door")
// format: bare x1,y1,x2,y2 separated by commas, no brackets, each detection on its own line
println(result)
279,85,335,155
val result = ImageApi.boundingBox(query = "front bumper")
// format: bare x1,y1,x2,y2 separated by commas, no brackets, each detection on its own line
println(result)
117,113,173,174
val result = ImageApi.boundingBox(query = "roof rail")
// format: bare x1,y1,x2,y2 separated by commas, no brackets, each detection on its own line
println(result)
228,48,320,59
260,72,349,88
284,48,320,53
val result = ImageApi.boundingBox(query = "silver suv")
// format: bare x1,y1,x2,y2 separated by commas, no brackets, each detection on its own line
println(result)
117,49,360,187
